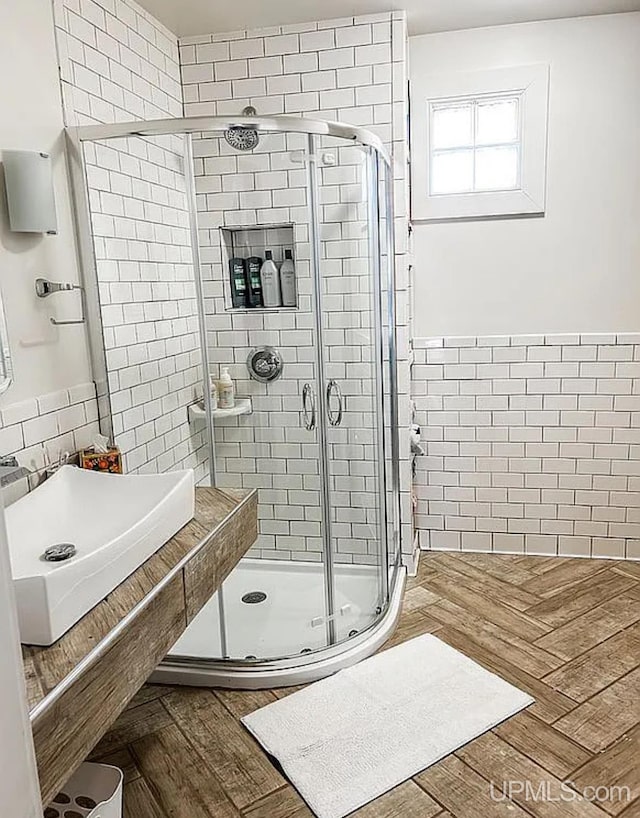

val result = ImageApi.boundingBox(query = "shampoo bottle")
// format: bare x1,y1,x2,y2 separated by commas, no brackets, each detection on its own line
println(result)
229,257,248,307
218,367,235,409
279,249,297,307
209,376,218,411
260,250,281,307
246,256,263,307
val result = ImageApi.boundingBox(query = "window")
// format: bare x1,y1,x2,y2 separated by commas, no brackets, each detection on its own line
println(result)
430,95,521,195
411,65,549,221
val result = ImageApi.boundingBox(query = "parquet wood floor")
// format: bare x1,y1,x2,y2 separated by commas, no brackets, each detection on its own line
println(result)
90,553,640,818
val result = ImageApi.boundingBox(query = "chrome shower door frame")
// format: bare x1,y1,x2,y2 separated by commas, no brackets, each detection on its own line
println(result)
306,134,393,633
306,133,337,647
381,152,403,583
66,113,401,674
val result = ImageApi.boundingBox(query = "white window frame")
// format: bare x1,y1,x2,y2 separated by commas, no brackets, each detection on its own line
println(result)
411,64,550,221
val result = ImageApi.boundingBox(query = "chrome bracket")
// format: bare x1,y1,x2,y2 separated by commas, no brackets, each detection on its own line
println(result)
311,604,352,628
35,278,86,325
289,150,336,166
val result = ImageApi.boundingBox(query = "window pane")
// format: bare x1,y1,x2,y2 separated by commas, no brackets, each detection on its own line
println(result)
431,149,474,195
431,104,473,149
475,146,519,191
476,98,519,145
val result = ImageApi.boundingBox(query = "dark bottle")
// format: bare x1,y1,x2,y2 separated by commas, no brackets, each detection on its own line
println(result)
246,256,263,307
229,257,248,308
279,249,297,307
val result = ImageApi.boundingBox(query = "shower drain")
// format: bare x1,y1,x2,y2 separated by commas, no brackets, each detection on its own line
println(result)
42,543,77,562
242,591,267,604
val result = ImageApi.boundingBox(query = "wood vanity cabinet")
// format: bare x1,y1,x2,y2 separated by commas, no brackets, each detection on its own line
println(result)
22,487,257,806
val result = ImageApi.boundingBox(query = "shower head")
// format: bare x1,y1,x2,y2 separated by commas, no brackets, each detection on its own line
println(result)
224,106,260,151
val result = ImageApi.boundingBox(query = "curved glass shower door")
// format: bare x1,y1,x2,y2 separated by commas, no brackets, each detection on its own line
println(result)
379,155,402,582
310,135,389,645
69,113,400,683
215,340,331,660
173,128,333,662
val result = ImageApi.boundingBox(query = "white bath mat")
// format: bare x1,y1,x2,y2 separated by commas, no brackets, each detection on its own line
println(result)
243,634,534,818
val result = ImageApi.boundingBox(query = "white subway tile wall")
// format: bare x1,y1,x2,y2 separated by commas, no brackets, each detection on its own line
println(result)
413,334,640,561
192,132,382,564
30,1,637,570
54,0,209,481
180,11,413,565
50,2,412,559
0,384,99,475
54,0,183,126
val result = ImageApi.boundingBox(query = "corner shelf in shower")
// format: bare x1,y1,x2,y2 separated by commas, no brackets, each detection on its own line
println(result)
188,398,253,424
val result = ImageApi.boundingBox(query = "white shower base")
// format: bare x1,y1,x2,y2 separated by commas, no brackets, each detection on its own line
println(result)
168,558,382,661
155,558,405,688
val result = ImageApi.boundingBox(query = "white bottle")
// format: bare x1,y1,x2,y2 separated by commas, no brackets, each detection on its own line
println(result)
218,367,235,409
279,249,297,307
260,250,281,307
209,376,218,410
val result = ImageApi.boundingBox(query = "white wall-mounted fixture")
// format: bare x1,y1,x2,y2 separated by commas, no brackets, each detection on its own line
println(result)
2,150,58,234
411,64,549,221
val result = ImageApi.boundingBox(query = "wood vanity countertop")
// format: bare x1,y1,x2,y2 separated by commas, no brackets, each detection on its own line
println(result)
21,485,258,806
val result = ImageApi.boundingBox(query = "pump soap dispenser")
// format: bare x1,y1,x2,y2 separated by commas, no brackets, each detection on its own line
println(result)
218,367,235,409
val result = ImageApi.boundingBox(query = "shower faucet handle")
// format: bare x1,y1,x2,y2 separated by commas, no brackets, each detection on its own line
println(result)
247,346,283,383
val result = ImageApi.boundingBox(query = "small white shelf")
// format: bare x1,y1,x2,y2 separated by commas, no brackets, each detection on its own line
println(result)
188,397,252,424
227,306,298,314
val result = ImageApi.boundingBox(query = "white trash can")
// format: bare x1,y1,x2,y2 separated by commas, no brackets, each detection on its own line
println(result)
45,763,123,818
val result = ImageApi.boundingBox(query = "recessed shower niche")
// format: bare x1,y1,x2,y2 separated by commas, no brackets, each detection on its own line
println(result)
219,223,301,312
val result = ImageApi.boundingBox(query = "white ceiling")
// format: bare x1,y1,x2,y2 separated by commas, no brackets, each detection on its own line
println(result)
137,0,640,37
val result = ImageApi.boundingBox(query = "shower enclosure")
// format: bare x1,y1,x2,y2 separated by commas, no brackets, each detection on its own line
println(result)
68,114,403,686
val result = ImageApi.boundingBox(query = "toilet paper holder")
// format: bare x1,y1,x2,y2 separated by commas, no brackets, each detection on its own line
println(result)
35,277,86,325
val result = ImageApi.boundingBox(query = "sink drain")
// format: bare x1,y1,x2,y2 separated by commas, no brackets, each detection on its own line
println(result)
42,544,77,562
242,591,267,604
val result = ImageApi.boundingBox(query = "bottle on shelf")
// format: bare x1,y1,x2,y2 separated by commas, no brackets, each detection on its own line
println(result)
279,249,297,307
246,256,263,307
217,367,235,409
209,376,218,410
228,257,248,308
260,250,281,307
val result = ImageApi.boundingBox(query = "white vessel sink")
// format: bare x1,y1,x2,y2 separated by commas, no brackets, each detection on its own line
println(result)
6,465,195,646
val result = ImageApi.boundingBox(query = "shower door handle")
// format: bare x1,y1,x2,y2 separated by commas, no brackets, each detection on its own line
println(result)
302,383,316,431
326,380,343,427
